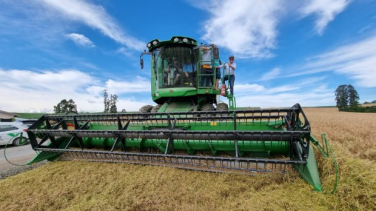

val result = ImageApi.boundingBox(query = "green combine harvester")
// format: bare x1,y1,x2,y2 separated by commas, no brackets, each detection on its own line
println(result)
27,36,335,192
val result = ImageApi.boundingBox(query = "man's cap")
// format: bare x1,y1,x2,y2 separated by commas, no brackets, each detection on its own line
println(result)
229,55,235,59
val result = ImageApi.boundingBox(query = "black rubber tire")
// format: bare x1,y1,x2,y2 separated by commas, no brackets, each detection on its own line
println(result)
200,103,215,117
139,105,153,113
216,103,228,111
201,103,215,112
216,103,229,117
151,104,162,113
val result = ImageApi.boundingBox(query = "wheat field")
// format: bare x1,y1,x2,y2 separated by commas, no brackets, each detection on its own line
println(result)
0,107,375,210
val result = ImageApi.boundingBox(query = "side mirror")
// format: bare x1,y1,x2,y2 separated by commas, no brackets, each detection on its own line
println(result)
140,58,144,69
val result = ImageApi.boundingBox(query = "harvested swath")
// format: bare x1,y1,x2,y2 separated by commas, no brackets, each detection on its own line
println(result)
0,107,375,210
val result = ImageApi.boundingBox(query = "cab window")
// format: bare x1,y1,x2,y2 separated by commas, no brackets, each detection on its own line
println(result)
154,46,195,88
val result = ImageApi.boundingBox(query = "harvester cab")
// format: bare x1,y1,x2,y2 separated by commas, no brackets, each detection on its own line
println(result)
140,36,234,113
25,36,337,193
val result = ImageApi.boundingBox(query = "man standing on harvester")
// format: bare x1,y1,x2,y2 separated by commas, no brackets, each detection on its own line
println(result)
222,55,236,95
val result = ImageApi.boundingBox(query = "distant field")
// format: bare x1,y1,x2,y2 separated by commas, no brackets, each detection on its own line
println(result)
360,103,376,107
1,107,375,210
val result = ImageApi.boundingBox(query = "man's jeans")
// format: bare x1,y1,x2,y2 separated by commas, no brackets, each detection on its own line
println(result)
223,75,235,95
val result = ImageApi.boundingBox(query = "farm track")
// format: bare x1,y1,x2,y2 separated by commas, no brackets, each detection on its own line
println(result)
0,145,46,179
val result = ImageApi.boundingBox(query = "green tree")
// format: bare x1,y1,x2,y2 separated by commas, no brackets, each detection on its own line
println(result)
347,85,359,106
110,94,118,113
103,90,118,113
53,103,61,114
54,99,77,114
335,85,348,109
60,99,68,113
103,89,109,112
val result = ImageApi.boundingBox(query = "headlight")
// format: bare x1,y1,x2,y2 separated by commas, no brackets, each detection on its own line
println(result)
147,43,151,48
183,38,188,43
174,38,179,42
153,41,158,45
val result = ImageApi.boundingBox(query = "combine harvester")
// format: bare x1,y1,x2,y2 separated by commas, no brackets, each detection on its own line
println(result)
27,36,336,192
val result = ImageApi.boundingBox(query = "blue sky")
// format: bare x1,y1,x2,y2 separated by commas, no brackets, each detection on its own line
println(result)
0,0,375,113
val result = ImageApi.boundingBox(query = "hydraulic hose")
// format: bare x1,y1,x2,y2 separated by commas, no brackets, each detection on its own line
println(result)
3,134,39,167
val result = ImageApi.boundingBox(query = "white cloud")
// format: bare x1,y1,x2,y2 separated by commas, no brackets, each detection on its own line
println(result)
300,0,350,35
235,91,334,108
236,83,265,92
297,76,327,86
230,75,334,107
236,83,299,96
39,0,145,50
260,68,280,81
86,77,151,96
116,47,133,58
0,68,152,113
292,36,376,87
198,0,281,58
195,0,350,58
267,85,300,94
234,82,334,108
66,33,95,47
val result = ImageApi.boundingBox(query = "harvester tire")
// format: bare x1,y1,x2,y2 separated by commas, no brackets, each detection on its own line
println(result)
216,103,229,117
139,105,153,113
201,103,215,112
216,103,228,111
151,104,162,113
200,103,215,117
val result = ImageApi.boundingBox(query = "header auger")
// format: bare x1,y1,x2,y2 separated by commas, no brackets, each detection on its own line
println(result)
27,36,336,192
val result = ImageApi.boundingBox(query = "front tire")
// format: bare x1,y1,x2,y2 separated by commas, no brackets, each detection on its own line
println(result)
201,103,215,112
216,103,229,117
200,103,215,117
216,103,228,111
